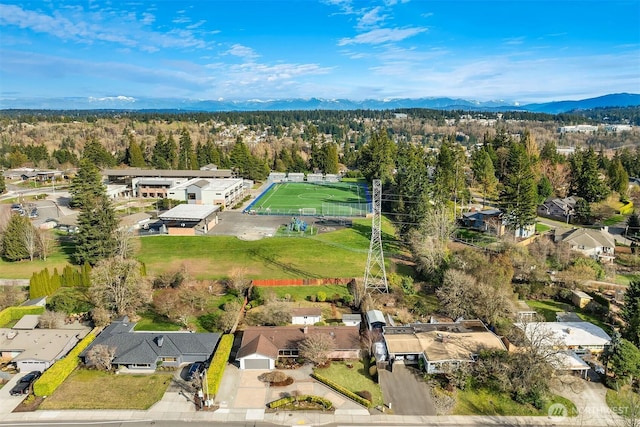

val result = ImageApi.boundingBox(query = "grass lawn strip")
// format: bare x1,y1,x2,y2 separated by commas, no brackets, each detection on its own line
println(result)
314,361,383,407
453,388,577,416
40,369,172,410
525,299,610,331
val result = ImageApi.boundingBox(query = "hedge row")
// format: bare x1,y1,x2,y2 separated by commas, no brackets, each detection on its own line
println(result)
0,306,45,327
206,334,233,397
33,330,97,397
311,373,372,407
268,394,333,409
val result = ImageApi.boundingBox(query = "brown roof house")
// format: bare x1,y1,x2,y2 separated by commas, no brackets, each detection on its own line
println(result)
236,326,361,370
382,320,506,373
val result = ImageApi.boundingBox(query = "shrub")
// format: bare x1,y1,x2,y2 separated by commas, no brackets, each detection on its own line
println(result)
0,306,45,327
356,390,372,402
33,331,97,396
206,334,233,397
317,291,327,302
311,373,372,407
268,394,332,409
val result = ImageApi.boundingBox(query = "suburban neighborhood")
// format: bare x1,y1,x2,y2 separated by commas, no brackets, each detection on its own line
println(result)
0,105,638,427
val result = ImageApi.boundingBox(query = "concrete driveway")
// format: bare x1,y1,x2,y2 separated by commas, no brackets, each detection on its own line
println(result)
0,374,28,414
378,364,436,415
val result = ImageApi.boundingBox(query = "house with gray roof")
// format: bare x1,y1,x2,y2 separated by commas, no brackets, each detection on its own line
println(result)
538,197,577,221
554,227,616,263
81,317,220,371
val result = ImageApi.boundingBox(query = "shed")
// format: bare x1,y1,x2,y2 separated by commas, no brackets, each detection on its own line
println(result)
291,308,322,325
571,290,593,309
342,313,362,327
366,310,386,331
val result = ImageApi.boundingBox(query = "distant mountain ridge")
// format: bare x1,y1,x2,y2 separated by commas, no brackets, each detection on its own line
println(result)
1,93,639,114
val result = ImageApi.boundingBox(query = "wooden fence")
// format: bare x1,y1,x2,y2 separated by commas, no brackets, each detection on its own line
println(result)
252,277,354,287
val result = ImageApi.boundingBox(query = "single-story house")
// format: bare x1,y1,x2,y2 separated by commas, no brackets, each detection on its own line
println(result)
0,315,90,372
382,320,506,374
158,204,220,236
537,197,577,221
81,317,220,371
341,313,362,327
554,227,616,263
461,209,504,235
515,321,611,354
571,290,593,309
553,351,591,379
236,325,361,370
515,301,538,322
291,308,322,325
366,310,386,331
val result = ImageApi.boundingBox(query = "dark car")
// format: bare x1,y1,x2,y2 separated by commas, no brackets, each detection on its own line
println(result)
186,362,204,381
10,371,41,396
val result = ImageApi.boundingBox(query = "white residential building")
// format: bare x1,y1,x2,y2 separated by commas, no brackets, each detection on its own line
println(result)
167,178,244,208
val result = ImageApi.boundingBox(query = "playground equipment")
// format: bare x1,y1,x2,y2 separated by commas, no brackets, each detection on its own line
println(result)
288,217,308,232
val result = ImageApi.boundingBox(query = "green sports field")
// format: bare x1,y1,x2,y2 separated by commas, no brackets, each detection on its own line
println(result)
245,182,371,216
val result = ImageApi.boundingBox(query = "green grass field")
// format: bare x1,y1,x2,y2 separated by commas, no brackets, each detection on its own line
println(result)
247,182,370,216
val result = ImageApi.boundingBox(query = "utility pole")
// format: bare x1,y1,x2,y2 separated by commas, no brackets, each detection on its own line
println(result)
363,179,388,293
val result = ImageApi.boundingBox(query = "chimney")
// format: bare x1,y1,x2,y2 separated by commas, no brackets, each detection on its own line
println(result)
303,326,308,334
156,335,164,347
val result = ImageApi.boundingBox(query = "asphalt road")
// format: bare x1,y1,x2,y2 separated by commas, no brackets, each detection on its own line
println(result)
378,364,437,415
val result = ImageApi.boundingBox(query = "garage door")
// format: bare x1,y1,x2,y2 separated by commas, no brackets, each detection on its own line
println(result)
243,359,270,369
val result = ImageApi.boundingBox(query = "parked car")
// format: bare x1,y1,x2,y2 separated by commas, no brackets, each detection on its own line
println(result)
186,362,204,381
10,371,41,396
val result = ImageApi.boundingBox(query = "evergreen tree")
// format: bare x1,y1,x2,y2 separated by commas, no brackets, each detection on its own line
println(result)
357,129,396,185
537,175,553,203
166,132,178,169
500,142,537,234
70,159,105,209
570,148,610,202
574,198,592,224
177,128,197,170
0,174,5,194
622,279,640,346
124,132,146,167
323,143,339,174
74,189,118,266
393,141,430,234
539,140,560,164
607,158,629,198
151,132,170,169
2,214,31,261
471,148,498,208
82,137,116,167
230,137,253,178
627,211,640,237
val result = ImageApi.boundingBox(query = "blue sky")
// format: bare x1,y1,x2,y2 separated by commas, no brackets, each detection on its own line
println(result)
0,0,639,104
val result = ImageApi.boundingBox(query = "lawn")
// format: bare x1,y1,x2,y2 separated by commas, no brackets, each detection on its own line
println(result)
526,299,610,331
603,215,625,226
0,237,73,279
134,311,183,331
256,285,351,302
137,217,402,281
246,182,370,216
615,273,638,286
314,360,384,407
453,388,577,416
39,369,172,410
454,229,498,247
606,388,640,418
535,223,551,233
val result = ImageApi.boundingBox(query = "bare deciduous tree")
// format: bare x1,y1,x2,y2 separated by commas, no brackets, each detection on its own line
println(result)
227,267,252,297
90,306,112,328
22,223,38,261
299,333,336,365
0,286,26,310
436,269,475,320
114,228,139,259
86,344,116,371
36,229,55,261
38,310,65,328
89,258,151,316
218,300,243,334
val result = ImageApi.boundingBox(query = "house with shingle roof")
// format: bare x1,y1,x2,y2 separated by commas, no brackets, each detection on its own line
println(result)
236,326,361,369
554,227,616,262
538,197,577,221
80,317,220,371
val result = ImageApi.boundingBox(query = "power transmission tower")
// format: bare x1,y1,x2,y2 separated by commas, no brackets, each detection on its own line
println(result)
363,179,388,293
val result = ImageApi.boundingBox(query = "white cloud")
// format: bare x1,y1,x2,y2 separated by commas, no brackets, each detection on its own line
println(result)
338,26,427,45
357,7,387,30
88,95,136,102
225,44,259,60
